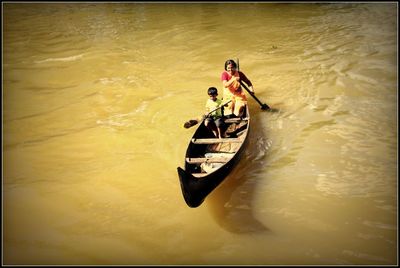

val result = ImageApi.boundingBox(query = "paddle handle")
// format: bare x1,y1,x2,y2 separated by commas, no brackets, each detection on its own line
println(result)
184,100,232,129
240,81,270,110
237,58,270,110
205,100,232,118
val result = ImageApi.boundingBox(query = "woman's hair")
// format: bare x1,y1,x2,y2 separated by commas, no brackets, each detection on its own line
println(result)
224,59,237,70
208,87,218,95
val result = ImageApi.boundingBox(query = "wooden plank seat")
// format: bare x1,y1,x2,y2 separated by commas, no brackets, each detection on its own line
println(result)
224,117,249,123
192,173,207,178
191,138,241,144
186,157,231,164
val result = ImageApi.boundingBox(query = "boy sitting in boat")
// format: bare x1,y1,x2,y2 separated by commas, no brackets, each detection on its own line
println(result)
204,87,225,139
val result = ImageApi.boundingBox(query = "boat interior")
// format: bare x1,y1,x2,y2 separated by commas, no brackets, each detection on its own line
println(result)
185,107,249,177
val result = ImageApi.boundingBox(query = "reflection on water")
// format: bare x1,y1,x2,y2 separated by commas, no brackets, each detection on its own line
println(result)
208,146,269,233
208,173,270,234
3,3,397,265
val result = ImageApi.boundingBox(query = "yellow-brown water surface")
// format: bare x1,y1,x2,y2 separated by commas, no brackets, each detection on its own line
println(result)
3,3,398,265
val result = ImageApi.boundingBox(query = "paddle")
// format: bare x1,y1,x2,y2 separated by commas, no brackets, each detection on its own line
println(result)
240,81,270,110
183,100,232,129
237,58,270,110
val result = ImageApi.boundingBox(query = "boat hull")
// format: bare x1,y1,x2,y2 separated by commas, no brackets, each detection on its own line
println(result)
177,106,250,207
177,138,247,207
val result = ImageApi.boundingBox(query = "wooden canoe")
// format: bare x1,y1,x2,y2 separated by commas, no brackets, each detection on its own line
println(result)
177,105,251,207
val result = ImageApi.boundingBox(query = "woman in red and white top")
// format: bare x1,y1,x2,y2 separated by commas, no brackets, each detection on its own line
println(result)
221,59,255,118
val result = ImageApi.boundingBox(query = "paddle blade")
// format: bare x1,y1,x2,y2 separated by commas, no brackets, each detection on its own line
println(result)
261,103,270,110
183,119,198,128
